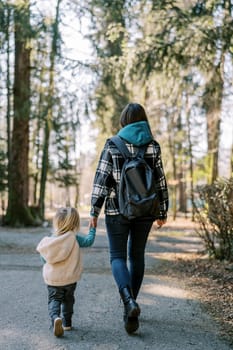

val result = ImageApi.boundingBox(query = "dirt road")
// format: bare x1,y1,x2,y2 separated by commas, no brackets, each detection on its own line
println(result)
0,216,232,350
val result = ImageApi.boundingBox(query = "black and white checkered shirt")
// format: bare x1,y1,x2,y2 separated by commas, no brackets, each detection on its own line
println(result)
90,138,169,219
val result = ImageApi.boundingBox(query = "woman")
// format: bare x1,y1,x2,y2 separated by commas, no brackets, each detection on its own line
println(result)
89,103,169,334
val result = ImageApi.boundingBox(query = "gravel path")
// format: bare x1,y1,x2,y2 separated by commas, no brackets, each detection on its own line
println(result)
0,216,232,350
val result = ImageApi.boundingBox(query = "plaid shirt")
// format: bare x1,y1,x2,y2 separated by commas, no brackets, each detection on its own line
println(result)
90,138,169,219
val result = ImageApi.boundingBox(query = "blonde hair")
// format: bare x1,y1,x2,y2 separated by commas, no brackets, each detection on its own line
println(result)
53,207,80,236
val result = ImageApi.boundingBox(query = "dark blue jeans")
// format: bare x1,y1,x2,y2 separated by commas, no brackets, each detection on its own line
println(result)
105,215,154,299
47,283,77,327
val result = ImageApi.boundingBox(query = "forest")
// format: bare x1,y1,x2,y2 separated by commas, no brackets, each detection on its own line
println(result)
0,0,233,258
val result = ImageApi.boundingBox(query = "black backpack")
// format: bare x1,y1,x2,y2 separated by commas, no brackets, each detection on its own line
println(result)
111,136,160,220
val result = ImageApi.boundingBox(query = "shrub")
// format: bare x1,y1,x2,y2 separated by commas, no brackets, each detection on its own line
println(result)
194,177,233,261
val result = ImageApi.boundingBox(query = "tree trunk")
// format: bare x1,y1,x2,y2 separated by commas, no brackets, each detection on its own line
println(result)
177,113,187,213
32,65,46,207
38,0,61,219
178,162,187,213
5,1,34,226
231,130,233,176
203,65,224,184
6,6,11,186
39,113,51,219
168,126,177,220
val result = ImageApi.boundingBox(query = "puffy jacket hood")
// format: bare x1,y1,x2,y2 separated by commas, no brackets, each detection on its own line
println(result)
36,232,76,264
117,121,153,146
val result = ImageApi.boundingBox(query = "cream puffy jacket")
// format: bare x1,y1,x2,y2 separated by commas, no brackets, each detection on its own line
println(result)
36,231,82,286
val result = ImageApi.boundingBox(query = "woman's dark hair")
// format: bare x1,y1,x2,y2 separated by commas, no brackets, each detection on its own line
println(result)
120,103,148,127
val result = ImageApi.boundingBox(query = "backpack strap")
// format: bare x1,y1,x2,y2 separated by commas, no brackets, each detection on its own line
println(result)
111,136,131,159
110,135,147,159
136,145,147,158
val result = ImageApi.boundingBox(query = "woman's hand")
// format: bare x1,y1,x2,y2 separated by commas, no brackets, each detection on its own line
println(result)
156,219,167,229
89,216,98,228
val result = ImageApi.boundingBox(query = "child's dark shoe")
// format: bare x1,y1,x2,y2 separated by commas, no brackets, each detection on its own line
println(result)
63,318,72,331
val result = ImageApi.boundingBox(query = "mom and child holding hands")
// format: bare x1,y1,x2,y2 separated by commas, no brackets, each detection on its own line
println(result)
36,102,169,337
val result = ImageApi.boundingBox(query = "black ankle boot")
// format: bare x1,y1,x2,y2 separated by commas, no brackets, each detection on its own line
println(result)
120,286,140,333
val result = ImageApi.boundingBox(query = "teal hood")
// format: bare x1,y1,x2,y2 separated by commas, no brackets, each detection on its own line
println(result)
117,121,153,146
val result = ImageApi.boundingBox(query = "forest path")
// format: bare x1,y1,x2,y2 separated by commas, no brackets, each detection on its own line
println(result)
0,215,232,350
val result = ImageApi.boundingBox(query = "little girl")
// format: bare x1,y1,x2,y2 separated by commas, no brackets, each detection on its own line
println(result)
36,207,96,337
